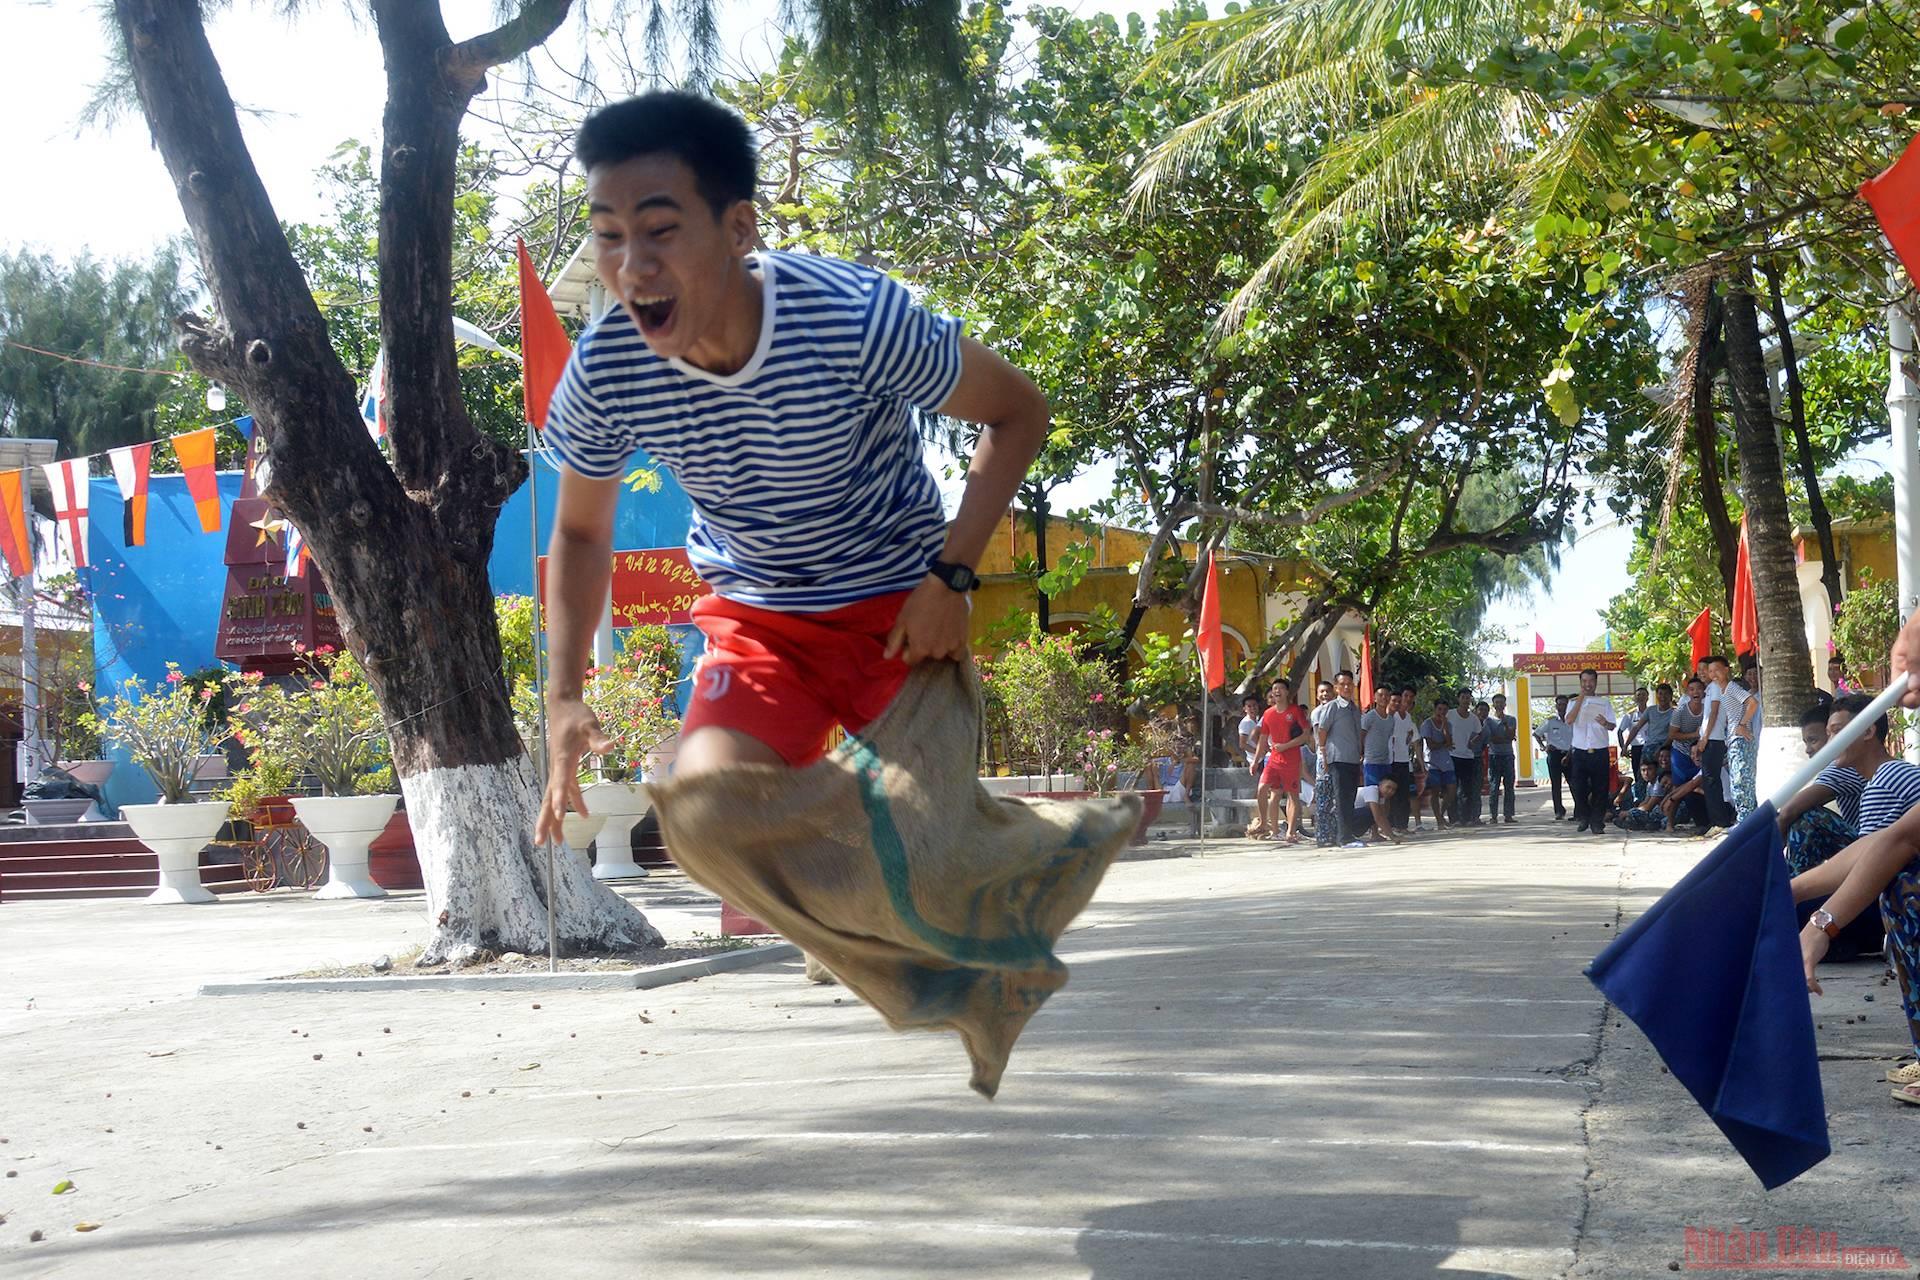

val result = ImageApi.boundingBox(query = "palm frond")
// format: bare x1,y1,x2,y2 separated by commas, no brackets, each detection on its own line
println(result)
1511,92,1631,222
1217,83,1534,330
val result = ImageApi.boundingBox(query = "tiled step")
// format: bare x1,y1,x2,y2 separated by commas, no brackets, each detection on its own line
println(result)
0,838,152,862
0,850,249,903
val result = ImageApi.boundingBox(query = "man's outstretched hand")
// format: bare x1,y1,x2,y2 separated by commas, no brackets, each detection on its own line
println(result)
535,696,613,846
884,576,971,665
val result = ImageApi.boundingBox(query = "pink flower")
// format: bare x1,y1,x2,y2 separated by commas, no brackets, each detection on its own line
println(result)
199,688,215,701
1091,693,1104,703
315,645,336,656
312,680,327,691
166,671,184,684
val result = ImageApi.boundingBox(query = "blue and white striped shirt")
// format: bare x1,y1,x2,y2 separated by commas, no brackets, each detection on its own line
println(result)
1815,764,1868,830
1857,760,1920,837
542,251,963,610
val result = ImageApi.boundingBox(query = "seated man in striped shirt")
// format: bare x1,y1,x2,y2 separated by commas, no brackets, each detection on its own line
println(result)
532,91,1049,840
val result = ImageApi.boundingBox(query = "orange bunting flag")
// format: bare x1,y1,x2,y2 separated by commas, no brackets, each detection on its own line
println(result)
1196,550,1226,692
517,237,573,430
1732,517,1759,660
171,427,222,533
1861,132,1920,289
109,442,152,547
0,470,30,580
1359,625,1375,707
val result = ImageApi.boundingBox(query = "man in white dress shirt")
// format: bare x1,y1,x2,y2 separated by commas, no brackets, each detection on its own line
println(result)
1566,667,1618,837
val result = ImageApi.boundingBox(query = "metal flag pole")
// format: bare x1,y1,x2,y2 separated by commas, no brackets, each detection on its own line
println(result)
527,421,558,974
1199,679,1210,854
1767,673,1912,810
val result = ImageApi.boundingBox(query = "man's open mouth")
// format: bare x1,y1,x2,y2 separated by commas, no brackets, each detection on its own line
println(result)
631,293,676,334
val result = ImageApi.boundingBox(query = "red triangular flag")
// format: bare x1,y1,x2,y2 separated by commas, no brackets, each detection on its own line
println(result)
1534,632,1547,654
172,427,222,533
1732,517,1759,659
1196,550,1225,692
0,470,31,580
1687,607,1714,673
517,238,573,430
109,443,152,547
1358,625,1374,707
1862,132,1920,289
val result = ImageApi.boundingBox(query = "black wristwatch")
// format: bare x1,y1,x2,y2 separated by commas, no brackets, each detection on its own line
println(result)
928,559,979,593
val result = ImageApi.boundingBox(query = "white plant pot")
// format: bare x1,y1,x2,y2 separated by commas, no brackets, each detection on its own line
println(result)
57,760,116,822
583,780,651,880
559,811,607,875
292,794,399,900
122,800,231,905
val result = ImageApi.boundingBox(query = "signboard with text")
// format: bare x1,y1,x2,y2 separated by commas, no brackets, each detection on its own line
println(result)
537,547,712,627
1513,651,1629,676
1512,650,1634,697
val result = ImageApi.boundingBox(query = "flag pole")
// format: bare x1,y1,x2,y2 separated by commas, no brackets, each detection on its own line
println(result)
1199,679,1210,854
527,423,558,974
1767,673,1911,810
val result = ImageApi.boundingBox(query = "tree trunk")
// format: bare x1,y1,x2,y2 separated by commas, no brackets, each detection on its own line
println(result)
114,0,658,963
1029,485,1050,634
1720,265,1816,719
1688,294,1741,605
1762,261,1843,618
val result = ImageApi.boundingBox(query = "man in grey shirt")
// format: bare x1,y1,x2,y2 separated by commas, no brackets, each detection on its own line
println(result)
1484,692,1518,824
1314,669,1365,845
1640,683,1676,779
1360,687,1396,787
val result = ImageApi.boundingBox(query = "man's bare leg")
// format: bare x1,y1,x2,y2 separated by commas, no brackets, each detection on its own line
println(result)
675,725,787,778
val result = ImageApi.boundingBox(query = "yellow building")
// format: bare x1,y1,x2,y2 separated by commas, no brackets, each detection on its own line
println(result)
1795,515,1895,690
970,510,1366,689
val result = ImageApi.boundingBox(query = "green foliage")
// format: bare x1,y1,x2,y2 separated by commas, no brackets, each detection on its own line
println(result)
218,755,302,818
100,664,227,803
494,594,538,694
581,642,682,780
1832,569,1899,681
226,649,391,797
0,244,231,459
980,628,1118,779
283,142,545,450
1602,505,1733,684
1801,473,1893,527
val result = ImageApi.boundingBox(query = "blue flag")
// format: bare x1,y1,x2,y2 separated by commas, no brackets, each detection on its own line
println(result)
1587,801,1829,1188
233,415,254,441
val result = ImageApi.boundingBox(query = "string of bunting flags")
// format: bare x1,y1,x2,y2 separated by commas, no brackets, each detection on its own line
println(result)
2,241,576,588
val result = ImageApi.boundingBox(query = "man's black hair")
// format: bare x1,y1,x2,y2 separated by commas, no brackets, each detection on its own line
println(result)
1834,693,1892,742
575,91,757,215
1703,653,1728,669
1655,682,1674,697
1335,669,1355,680
1580,667,1599,680
1398,684,1415,696
1799,695,1835,729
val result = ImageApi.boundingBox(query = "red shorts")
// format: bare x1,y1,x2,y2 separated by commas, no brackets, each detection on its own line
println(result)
681,591,913,767
1260,751,1301,791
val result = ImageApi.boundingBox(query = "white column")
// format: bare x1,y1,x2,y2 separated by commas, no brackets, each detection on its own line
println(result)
1890,297,1920,761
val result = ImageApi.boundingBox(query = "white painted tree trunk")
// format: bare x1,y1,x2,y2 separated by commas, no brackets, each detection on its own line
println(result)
403,754,662,966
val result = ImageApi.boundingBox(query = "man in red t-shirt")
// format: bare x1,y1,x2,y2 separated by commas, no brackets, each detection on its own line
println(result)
1251,678,1313,842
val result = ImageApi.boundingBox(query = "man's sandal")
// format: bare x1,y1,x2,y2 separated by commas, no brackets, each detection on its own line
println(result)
1891,1082,1920,1106
1889,1061,1920,1086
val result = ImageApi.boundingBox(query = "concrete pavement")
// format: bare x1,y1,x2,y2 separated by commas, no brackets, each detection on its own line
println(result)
3,794,1917,1277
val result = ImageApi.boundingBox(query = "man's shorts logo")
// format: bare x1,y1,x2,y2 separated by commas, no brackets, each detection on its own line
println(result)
698,665,733,702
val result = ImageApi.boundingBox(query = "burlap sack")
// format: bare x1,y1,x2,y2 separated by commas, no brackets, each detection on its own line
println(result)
649,658,1140,1097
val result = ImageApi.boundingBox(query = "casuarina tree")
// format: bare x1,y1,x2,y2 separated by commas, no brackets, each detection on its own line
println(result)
107,0,963,963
